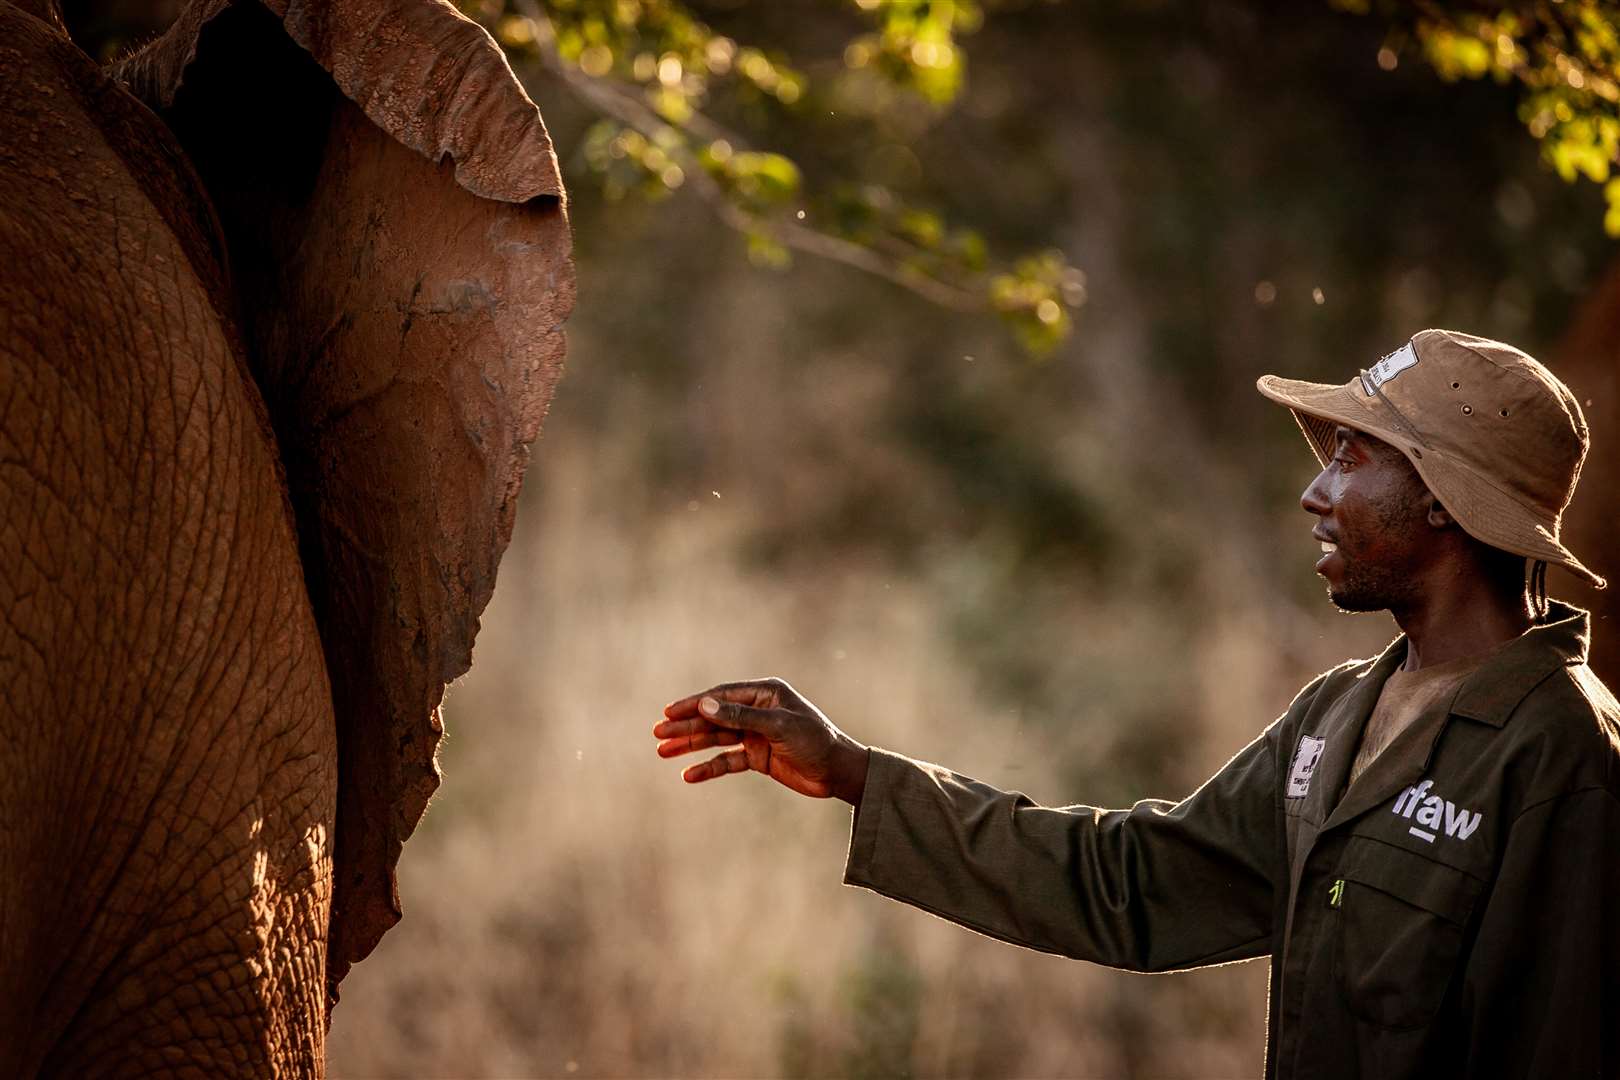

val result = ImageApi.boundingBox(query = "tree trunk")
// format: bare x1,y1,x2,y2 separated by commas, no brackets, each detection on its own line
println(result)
1554,263,1620,687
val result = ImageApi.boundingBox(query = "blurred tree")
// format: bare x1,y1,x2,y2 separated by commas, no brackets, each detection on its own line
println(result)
1340,0,1620,233
459,0,1620,354
62,0,1620,352
475,0,1085,353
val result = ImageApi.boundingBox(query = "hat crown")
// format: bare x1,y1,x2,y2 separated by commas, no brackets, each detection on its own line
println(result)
1381,329,1588,516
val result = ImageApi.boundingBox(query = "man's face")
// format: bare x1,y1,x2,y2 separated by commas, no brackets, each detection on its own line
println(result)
1300,426,1435,613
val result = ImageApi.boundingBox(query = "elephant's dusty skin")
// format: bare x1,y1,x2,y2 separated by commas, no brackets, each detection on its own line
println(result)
1,0,573,1066
119,0,576,1004
1,5,336,1072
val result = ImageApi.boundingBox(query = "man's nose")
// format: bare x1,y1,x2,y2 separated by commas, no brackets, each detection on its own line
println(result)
1300,468,1331,516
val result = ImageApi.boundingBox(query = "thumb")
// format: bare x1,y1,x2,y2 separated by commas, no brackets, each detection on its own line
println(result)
700,696,777,735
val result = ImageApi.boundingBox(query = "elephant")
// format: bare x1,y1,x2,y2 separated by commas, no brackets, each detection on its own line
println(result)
0,0,573,1071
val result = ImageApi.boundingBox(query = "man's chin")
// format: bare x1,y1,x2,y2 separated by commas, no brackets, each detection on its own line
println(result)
1326,585,1385,614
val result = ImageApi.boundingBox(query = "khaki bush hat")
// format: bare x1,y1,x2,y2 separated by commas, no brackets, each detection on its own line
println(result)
1257,328,1606,589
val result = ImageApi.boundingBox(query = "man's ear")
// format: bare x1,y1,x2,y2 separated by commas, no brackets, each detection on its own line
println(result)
1427,498,1457,529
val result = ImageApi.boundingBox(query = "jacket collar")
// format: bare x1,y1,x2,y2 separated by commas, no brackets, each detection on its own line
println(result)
1301,638,1409,828
1445,600,1588,728
1309,602,1589,833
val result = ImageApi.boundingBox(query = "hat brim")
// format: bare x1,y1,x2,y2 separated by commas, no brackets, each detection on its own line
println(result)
1256,375,1607,589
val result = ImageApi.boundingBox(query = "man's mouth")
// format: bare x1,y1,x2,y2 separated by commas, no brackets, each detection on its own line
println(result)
1315,539,1337,574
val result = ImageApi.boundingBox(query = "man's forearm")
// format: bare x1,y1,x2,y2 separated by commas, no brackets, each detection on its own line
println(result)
843,743,1279,972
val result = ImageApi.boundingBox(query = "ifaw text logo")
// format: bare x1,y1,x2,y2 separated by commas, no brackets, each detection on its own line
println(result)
1392,779,1482,844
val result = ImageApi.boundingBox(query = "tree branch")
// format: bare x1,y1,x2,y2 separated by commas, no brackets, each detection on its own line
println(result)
507,0,988,313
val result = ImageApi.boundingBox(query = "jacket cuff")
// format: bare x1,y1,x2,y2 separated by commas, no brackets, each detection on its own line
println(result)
843,746,915,889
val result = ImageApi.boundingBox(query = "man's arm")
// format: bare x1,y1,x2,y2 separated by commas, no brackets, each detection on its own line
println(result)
656,676,1295,974
843,733,1281,973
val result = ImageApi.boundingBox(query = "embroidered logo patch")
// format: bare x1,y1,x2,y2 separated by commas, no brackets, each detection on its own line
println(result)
1287,734,1326,799
1360,341,1419,396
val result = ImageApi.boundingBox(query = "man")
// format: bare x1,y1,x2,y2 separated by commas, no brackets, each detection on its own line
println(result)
654,329,1618,1078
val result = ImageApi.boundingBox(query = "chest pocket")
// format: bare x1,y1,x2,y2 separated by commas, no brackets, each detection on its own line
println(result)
1332,836,1483,1030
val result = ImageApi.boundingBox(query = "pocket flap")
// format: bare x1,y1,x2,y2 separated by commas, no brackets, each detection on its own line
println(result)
1339,836,1481,925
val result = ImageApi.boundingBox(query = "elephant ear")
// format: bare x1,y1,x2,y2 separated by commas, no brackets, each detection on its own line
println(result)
117,0,574,1001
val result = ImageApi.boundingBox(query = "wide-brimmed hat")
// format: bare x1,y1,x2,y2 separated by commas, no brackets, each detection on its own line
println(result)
1256,328,1605,589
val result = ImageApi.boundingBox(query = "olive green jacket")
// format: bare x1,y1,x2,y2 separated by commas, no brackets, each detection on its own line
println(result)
844,602,1620,1078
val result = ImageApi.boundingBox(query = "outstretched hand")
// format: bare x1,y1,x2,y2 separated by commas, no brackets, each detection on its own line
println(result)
655,677,870,804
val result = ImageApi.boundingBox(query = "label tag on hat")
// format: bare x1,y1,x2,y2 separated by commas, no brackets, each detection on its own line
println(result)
1360,342,1418,396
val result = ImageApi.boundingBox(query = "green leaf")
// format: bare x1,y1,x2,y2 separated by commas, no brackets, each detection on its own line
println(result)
732,151,802,204
746,230,792,268
897,209,945,249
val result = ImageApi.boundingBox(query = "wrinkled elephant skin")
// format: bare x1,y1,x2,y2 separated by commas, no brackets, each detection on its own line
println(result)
0,9,336,1072
0,0,573,1073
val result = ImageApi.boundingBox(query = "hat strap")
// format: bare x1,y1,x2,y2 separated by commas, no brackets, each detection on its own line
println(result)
1360,372,1430,451
1531,559,1549,621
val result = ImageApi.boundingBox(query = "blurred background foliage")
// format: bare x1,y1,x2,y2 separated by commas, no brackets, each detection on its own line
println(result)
68,0,1620,353
486,0,1087,353
65,0,1620,1075
1340,0,1620,233
481,0,1620,353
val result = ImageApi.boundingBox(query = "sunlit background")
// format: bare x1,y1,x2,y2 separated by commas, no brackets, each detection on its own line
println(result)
67,0,1620,1075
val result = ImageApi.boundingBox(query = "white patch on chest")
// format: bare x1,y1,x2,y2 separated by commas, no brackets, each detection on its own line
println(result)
1287,734,1326,799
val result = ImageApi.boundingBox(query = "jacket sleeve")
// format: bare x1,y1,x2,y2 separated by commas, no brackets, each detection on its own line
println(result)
1460,786,1620,1076
842,722,1284,973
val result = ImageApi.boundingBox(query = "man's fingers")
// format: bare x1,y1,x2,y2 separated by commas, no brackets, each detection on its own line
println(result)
696,697,784,735
663,680,784,718
663,695,776,733
656,729,742,758
652,717,714,740
682,747,751,783
652,715,736,757
662,693,706,720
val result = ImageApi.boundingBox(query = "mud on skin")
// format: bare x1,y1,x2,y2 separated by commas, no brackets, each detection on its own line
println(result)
0,0,574,1072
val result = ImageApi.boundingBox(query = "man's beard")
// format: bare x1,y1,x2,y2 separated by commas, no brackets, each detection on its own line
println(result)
1327,554,1420,614
1328,580,1386,613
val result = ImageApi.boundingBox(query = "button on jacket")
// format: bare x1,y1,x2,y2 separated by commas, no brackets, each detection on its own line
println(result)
843,602,1620,1078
